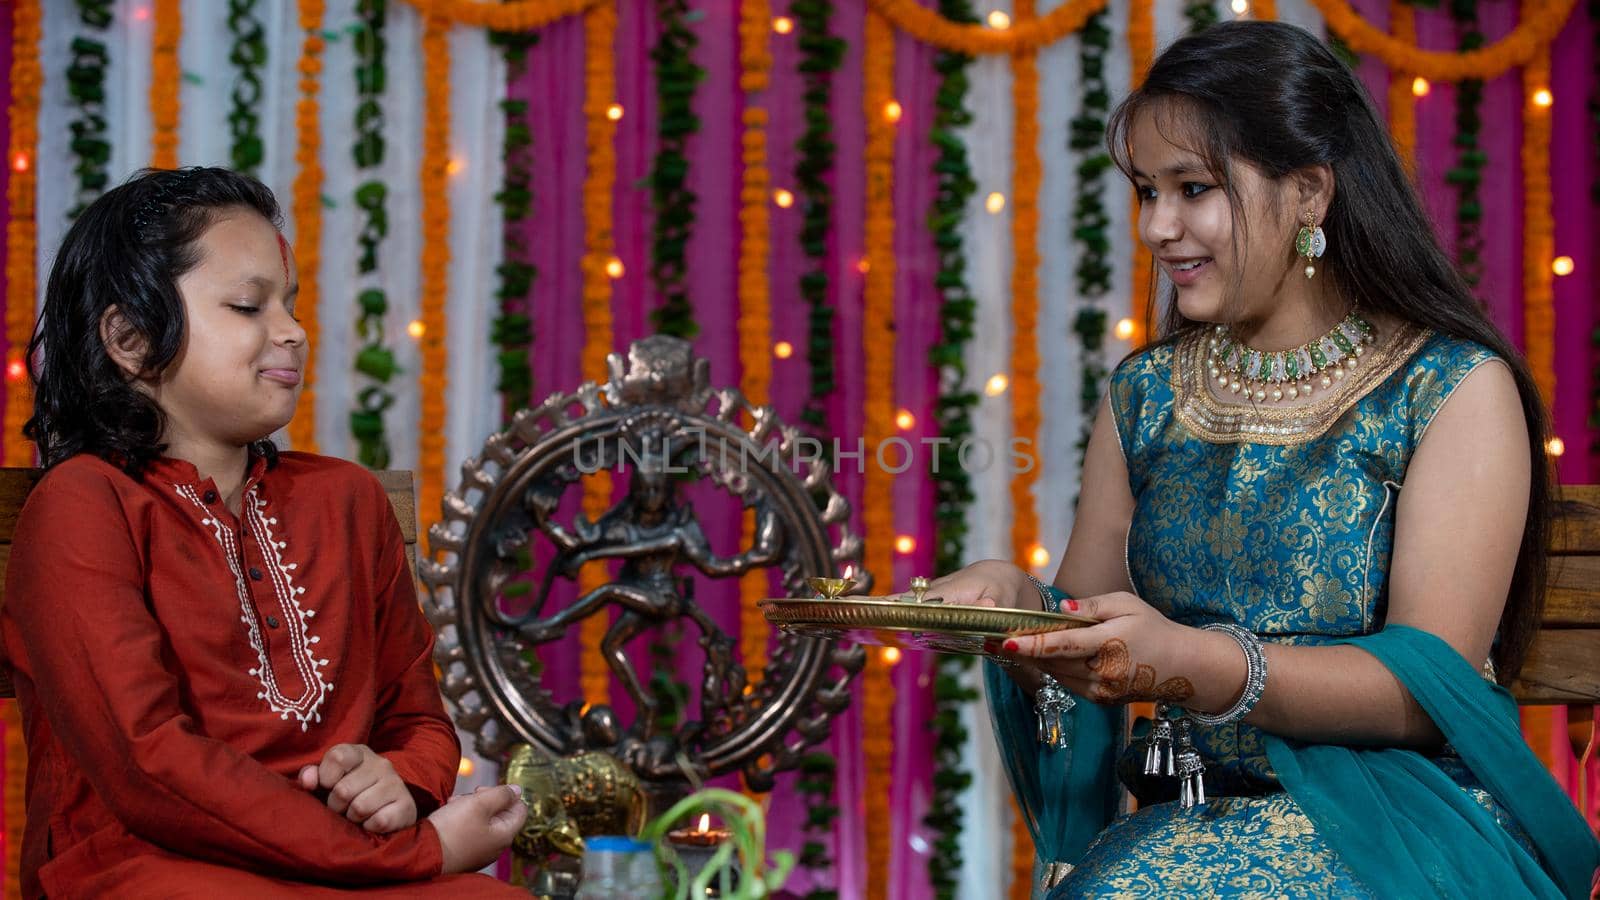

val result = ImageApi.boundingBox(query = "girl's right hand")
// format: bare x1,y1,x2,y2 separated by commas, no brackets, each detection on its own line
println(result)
427,785,528,874
925,560,1040,612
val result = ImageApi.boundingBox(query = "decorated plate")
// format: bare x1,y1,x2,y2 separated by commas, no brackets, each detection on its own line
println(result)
758,596,1097,656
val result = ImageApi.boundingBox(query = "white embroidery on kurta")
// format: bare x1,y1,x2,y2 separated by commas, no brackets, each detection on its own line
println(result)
178,485,332,729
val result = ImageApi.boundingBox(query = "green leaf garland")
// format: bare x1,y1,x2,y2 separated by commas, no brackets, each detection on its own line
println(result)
66,1,112,220
923,1,981,896
349,0,396,468
794,0,846,430
1071,11,1113,471
649,0,705,339
1445,0,1485,290
227,0,267,175
1183,0,1219,33
490,28,538,421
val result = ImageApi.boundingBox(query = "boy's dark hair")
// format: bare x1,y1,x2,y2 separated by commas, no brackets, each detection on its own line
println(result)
25,166,284,476
1108,21,1551,683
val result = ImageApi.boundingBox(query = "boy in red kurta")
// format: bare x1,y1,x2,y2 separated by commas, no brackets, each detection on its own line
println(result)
1,168,526,897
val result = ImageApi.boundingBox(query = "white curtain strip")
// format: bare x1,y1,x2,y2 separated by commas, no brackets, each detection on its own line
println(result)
955,18,1019,897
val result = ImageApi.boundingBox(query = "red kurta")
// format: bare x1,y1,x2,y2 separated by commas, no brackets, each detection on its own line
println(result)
0,452,521,898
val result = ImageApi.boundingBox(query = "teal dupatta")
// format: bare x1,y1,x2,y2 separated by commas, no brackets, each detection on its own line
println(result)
985,625,1600,898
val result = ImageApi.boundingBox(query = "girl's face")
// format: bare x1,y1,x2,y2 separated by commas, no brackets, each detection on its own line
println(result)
1128,110,1299,327
152,210,306,449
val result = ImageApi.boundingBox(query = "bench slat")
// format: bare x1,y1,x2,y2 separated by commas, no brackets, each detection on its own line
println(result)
1552,485,1600,554
1513,628,1600,704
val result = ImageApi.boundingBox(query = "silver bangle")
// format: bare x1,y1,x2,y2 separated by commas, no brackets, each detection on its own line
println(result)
1025,573,1061,613
1187,623,1268,726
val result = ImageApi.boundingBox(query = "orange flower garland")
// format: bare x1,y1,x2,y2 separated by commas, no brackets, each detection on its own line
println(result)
1386,1,1417,174
150,0,181,167
1007,5,1043,891
1252,0,1278,20
737,0,774,681
288,0,325,454
5,0,41,469
861,10,897,896
418,14,451,543
1309,0,1574,82
864,0,1107,55
3,702,21,900
396,0,594,29
578,0,620,710
1129,0,1155,343
1521,15,1554,406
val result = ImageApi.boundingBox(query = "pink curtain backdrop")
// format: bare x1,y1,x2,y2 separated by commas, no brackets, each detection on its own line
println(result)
1,5,1596,897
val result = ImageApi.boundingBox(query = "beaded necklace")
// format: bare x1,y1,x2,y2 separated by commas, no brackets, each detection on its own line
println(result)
1206,312,1375,403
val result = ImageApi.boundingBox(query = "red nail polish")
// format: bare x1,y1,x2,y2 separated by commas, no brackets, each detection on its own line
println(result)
1065,599,1080,612
1003,639,1019,652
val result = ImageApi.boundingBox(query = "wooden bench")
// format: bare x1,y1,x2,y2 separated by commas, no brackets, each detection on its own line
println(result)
0,468,1590,705
0,467,419,699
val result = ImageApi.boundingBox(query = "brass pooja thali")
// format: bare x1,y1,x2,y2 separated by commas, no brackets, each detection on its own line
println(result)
759,576,1097,656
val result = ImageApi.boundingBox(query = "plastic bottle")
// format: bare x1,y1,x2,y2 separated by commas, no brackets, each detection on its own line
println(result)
575,835,662,899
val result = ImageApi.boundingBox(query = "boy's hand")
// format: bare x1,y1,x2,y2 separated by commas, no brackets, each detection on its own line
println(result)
429,786,527,874
298,743,417,834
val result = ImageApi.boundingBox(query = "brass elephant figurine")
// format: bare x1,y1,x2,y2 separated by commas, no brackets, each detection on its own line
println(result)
503,742,650,866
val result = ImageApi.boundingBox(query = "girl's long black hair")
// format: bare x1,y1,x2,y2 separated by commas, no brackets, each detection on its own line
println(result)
1107,21,1551,682
25,166,284,476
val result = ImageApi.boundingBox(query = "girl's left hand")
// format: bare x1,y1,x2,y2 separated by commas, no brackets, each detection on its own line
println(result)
987,591,1200,705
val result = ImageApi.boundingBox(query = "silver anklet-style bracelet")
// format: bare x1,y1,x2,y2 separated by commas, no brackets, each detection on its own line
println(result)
1186,622,1268,727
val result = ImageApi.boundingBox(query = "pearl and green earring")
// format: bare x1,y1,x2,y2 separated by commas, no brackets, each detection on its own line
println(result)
1294,211,1327,279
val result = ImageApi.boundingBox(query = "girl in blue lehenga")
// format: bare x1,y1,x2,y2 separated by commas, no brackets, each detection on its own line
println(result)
929,21,1600,899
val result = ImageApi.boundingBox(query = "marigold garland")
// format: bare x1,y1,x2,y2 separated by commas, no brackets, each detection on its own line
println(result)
288,0,325,454
864,0,1107,55
1521,11,1554,406
6,0,42,469
396,0,594,29
737,0,773,685
1309,0,1574,82
1008,24,1045,899
418,13,451,544
1252,0,1277,20
1386,1,1416,173
1129,0,1155,343
578,1,620,710
150,0,180,168
861,11,897,897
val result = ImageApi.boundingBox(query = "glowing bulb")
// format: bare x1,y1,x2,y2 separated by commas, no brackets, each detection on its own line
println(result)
857,257,871,275
985,192,1006,214
1532,88,1553,108
895,409,916,430
774,340,794,359
882,647,902,665
1547,437,1566,457
1028,544,1051,568
1412,77,1431,98
447,157,468,177
987,10,1011,29
894,535,916,554
1115,318,1137,340
985,373,1010,397
5,360,24,382
1230,0,1249,13
458,757,475,777
773,188,795,208
883,100,903,123
605,257,625,279
1552,256,1575,276
772,16,794,34
606,103,624,121
407,319,426,339
133,6,151,20
10,153,29,173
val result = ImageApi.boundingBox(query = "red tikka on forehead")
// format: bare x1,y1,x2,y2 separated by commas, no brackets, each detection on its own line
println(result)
275,231,291,281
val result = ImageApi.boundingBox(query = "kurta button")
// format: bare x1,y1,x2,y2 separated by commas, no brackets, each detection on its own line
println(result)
266,616,281,628
202,490,218,504
249,567,263,581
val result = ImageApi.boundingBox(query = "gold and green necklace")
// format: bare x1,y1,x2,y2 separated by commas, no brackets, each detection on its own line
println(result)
1207,312,1375,402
